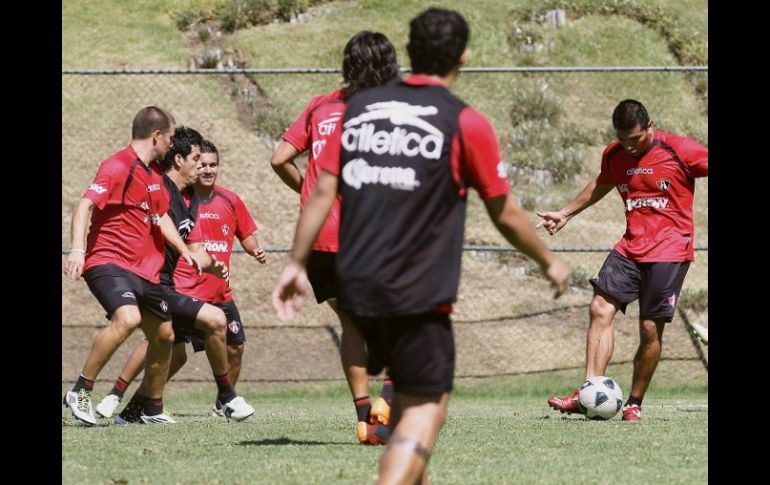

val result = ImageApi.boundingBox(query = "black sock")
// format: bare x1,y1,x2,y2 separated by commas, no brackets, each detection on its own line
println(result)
626,395,643,407
143,397,164,416
214,373,237,405
380,376,394,405
110,377,130,398
354,396,371,422
73,374,94,392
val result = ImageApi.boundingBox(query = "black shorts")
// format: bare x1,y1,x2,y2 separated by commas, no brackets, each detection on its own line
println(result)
590,250,690,322
187,300,247,353
307,250,339,304
83,264,171,321
352,312,455,395
167,288,207,345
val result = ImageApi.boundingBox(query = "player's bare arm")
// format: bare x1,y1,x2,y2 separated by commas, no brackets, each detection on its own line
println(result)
65,197,96,280
186,241,229,281
536,178,614,235
240,233,267,264
270,142,304,193
484,194,571,298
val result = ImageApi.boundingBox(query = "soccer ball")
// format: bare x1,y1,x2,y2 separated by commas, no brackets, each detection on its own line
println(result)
578,376,623,420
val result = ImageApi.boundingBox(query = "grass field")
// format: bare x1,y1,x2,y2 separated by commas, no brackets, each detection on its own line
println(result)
62,374,707,484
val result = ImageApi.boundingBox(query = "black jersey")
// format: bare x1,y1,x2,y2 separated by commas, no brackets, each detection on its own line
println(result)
160,173,198,287
336,80,467,317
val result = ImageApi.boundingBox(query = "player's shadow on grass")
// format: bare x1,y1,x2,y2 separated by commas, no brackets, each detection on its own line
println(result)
239,437,353,446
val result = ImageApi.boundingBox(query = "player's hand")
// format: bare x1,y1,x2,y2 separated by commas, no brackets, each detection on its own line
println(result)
252,246,267,264
209,253,230,282
545,257,571,299
184,250,203,275
64,251,85,280
272,260,309,321
535,210,568,235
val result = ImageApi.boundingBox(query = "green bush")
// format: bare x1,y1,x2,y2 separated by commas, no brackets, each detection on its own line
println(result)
175,10,207,31
509,80,562,127
254,105,291,139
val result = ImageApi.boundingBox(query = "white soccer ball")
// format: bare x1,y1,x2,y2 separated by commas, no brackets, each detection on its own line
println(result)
578,376,624,420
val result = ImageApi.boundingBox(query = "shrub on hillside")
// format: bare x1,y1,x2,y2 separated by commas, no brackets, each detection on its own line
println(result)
254,105,291,139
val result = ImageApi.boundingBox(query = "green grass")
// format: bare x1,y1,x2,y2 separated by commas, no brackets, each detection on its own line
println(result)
62,379,707,484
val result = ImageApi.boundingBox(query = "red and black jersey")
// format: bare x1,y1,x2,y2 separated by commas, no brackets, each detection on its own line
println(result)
173,185,258,303
283,90,345,252
597,131,708,262
159,173,198,287
82,145,170,283
319,75,509,317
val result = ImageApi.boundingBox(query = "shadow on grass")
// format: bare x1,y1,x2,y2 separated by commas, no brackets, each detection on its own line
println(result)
239,437,354,446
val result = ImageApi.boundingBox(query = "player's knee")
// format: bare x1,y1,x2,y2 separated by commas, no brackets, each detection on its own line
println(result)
156,321,176,345
111,311,142,334
202,308,227,335
589,296,615,321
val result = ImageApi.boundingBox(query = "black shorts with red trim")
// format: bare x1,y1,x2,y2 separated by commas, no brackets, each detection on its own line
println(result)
166,288,206,345
590,250,690,322
352,312,455,395
83,263,171,321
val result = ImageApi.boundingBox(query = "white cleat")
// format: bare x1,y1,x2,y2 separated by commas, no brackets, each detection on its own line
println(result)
223,396,255,422
139,413,178,424
63,389,97,426
95,394,122,418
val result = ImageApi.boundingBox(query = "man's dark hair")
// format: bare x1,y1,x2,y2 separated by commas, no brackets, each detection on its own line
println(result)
200,139,219,156
407,8,469,76
612,99,650,130
131,106,175,139
342,31,400,99
161,126,203,171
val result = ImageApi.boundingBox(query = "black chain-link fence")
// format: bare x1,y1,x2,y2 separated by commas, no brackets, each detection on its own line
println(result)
62,68,707,387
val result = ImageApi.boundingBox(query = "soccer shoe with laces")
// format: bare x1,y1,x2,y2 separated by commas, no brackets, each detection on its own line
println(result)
63,389,97,426
370,397,391,426
113,399,143,425
222,396,255,422
139,412,178,424
356,421,390,445
622,404,642,422
95,394,122,418
547,388,583,415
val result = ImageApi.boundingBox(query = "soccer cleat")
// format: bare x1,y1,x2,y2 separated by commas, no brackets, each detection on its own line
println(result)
114,400,143,425
356,421,390,445
211,400,225,417
222,396,255,422
370,396,391,426
547,388,583,415
64,389,97,426
622,404,642,422
139,412,178,424
95,394,122,418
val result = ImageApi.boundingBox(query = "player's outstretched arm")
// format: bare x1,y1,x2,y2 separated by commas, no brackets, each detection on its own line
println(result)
535,178,613,235
65,197,96,280
485,194,571,298
270,142,304,194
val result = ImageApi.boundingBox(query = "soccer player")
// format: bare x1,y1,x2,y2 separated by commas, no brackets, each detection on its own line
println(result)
63,107,214,425
98,132,257,424
539,99,708,421
270,30,400,444
273,9,571,483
